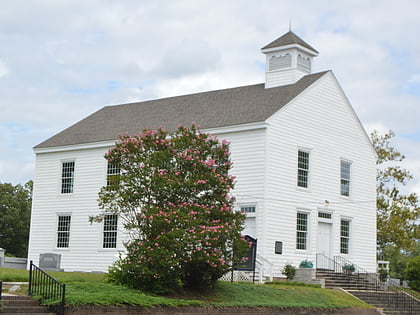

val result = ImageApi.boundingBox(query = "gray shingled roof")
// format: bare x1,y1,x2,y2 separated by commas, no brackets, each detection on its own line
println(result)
35,71,328,149
261,31,319,54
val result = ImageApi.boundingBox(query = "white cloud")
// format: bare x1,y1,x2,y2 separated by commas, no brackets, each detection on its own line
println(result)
0,60,9,77
0,0,419,195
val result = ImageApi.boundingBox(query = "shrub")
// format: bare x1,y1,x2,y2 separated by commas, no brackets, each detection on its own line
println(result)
96,125,248,293
282,264,296,280
405,256,420,291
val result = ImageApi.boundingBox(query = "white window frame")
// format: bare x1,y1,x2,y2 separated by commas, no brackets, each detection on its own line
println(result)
56,214,71,249
60,160,75,194
240,205,257,218
340,218,351,255
317,210,333,223
340,159,351,197
296,211,309,250
102,214,118,249
297,149,310,189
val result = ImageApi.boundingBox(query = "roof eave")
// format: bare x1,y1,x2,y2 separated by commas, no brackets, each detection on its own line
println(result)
261,43,319,56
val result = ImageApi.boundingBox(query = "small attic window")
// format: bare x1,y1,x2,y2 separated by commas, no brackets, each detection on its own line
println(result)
297,54,311,73
269,53,291,71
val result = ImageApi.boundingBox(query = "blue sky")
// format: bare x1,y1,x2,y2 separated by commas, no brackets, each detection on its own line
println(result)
0,0,419,195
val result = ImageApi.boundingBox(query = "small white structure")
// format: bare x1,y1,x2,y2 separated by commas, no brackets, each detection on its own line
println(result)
28,31,377,277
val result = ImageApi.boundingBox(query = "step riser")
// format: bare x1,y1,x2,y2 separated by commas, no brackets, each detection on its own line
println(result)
1,296,53,314
2,300,41,305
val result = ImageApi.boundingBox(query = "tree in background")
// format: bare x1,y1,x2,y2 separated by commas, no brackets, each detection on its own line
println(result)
93,125,247,293
0,180,33,257
371,130,419,278
405,255,420,291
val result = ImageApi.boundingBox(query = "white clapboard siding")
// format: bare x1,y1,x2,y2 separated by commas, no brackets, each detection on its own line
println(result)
28,128,267,272
218,128,266,252
262,71,377,275
28,146,128,272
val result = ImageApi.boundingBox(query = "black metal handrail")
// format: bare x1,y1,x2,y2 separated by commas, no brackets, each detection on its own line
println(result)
316,254,419,314
28,260,66,315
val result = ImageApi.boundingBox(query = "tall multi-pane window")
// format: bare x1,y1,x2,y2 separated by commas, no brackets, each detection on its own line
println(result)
341,160,351,196
61,161,75,194
296,212,308,250
103,214,118,248
57,215,71,248
297,150,310,188
107,162,120,188
340,219,350,254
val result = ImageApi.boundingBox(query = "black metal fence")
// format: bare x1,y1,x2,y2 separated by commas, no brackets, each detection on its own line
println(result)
316,254,419,314
28,260,66,315
0,280,3,300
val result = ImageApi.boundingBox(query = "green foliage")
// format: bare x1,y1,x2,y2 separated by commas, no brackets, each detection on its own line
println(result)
62,282,203,307
208,282,370,308
0,180,33,257
378,268,388,282
0,268,370,309
95,125,247,293
59,280,370,309
0,267,29,282
282,264,296,280
0,268,106,283
405,256,420,291
371,131,420,254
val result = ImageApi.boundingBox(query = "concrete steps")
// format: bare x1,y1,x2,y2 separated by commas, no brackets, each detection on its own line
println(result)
0,295,55,314
316,270,380,290
348,290,420,315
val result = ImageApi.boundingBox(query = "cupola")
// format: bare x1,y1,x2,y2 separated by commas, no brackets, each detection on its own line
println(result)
262,31,318,88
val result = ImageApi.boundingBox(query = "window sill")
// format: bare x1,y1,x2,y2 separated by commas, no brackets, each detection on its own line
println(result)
296,187,311,193
295,249,310,254
97,248,119,252
54,248,71,252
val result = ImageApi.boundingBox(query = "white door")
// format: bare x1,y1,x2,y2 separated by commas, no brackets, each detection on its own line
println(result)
317,222,332,256
317,222,332,269
243,217,256,238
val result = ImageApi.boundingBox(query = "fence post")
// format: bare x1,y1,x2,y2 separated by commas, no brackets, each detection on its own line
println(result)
28,260,33,295
61,284,66,315
0,280,3,300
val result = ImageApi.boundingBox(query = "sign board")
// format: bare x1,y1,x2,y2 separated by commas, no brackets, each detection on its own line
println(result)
275,241,283,254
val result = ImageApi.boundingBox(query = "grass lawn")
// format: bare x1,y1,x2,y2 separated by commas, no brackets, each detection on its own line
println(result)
1,267,371,309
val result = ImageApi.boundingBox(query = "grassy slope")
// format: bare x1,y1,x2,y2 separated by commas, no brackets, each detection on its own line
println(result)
0,268,371,309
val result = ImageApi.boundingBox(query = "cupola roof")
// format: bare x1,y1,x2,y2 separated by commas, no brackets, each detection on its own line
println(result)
261,31,318,54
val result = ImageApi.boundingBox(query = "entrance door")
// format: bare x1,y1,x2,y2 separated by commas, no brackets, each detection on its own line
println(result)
243,217,256,238
317,222,332,269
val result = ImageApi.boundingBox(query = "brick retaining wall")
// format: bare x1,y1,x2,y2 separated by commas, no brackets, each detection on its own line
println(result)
65,306,381,314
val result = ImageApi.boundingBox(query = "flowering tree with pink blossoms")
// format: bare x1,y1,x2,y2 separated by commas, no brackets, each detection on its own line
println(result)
94,124,247,293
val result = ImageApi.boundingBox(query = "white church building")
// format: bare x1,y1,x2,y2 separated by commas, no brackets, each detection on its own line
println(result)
28,31,377,276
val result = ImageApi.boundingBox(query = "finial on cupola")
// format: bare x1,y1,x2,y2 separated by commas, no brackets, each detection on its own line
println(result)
261,29,318,88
